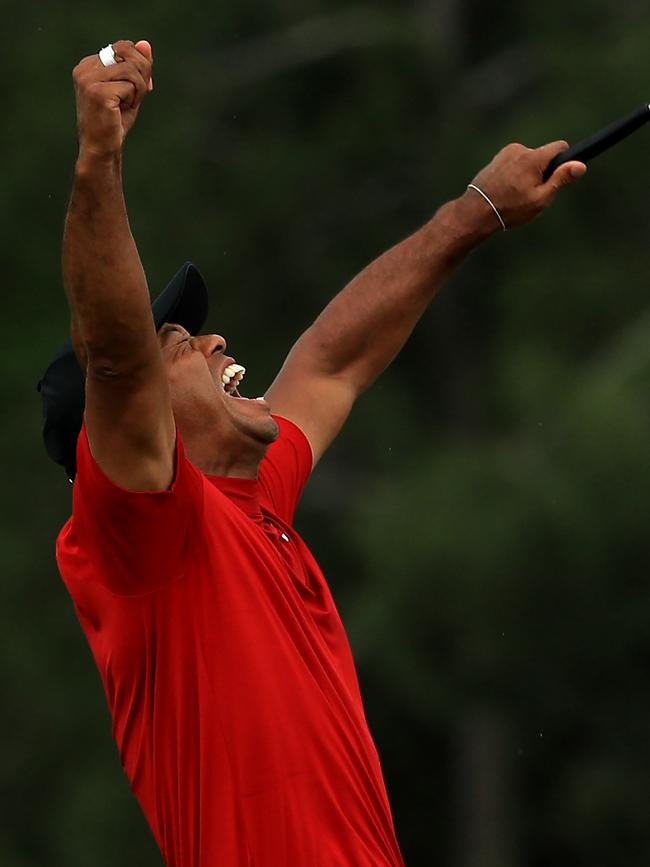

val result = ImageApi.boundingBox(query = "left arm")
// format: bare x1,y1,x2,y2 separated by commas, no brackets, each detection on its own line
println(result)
265,141,586,465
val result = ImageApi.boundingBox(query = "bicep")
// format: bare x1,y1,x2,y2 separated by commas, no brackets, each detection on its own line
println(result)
84,354,176,491
265,352,357,467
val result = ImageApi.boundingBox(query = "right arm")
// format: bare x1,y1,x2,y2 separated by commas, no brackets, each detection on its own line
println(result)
63,40,175,491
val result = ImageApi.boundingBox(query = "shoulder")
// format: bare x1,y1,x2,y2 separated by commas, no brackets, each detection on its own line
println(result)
257,415,314,525
63,422,207,595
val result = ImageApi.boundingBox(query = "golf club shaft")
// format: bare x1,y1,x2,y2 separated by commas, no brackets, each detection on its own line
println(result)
543,103,650,181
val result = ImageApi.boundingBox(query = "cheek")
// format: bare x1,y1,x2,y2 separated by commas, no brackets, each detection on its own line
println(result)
166,368,187,402
168,355,214,390
168,366,226,422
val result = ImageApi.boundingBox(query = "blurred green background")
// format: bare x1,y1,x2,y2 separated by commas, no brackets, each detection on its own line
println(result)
3,0,650,864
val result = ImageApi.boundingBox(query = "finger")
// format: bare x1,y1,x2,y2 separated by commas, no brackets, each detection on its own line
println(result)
111,40,153,98
533,139,570,178
86,79,139,110
97,61,148,108
134,40,153,62
75,63,136,101
134,40,154,90
113,40,152,76
88,41,130,70
535,139,570,162
74,54,104,77
77,69,144,113
542,160,587,193
110,81,140,106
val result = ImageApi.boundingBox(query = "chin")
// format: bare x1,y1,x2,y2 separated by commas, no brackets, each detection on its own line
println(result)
225,400,279,447
247,414,280,446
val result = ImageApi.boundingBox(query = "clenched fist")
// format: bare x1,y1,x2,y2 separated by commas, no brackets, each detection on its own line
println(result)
72,40,153,158
467,140,587,231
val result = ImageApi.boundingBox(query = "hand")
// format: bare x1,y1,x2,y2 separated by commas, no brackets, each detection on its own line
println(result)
466,140,587,231
72,39,154,158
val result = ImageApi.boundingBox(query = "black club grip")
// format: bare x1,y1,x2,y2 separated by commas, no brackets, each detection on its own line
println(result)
543,103,650,182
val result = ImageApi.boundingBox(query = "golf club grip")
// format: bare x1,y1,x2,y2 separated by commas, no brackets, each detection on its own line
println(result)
542,103,650,181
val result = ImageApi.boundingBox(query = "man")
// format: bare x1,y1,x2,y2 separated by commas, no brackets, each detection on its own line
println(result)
38,38,585,867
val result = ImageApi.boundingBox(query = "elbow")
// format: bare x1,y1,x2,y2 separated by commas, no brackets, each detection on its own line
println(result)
86,355,154,382
296,323,351,378
83,325,158,381
297,325,372,394
85,342,156,382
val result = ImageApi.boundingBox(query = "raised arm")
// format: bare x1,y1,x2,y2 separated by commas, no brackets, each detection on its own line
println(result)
265,141,586,465
63,40,174,490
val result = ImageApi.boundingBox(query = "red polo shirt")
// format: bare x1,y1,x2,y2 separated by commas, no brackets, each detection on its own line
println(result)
56,416,404,867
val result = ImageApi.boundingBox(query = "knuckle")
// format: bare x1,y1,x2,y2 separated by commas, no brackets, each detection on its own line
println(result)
86,83,104,103
77,75,93,95
72,59,90,81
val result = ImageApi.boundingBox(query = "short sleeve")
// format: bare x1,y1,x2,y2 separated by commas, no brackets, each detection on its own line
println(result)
69,421,205,595
258,415,313,524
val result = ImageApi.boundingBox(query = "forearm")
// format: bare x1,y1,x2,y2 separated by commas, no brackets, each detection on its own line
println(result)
63,149,157,373
294,190,498,392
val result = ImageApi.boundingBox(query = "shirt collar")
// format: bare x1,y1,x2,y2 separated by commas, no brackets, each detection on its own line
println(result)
204,474,263,521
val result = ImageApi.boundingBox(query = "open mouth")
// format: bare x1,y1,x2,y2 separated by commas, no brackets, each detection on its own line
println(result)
221,363,246,395
218,364,266,404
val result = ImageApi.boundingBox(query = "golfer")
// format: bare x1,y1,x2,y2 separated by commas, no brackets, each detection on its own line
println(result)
38,39,586,867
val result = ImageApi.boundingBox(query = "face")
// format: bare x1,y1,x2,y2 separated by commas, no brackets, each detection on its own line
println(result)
158,323,279,471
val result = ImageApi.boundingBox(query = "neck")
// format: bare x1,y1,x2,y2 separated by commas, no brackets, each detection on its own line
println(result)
195,454,261,480
178,422,266,480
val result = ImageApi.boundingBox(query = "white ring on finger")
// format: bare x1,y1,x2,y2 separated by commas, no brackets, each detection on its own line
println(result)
98,44,117,67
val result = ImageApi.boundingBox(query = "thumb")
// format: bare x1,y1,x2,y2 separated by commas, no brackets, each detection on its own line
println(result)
135,39,152,61
545,160,587,190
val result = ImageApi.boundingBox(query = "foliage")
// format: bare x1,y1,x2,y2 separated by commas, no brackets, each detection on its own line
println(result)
3,1,650,864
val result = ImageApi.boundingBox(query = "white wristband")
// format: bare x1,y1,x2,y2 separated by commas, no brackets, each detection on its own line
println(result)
467,183,507,232
99,44,117,67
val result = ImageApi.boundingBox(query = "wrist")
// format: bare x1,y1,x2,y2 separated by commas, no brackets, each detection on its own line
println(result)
75,147,122,177
433,191,503,251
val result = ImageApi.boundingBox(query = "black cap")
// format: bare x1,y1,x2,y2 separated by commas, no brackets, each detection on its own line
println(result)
37,262,209,480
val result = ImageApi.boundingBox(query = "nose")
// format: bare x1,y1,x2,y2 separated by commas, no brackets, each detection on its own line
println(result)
193,333,227,357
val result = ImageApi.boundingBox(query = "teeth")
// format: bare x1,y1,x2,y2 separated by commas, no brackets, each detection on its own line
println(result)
219,362,247,394
221,363,246,394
